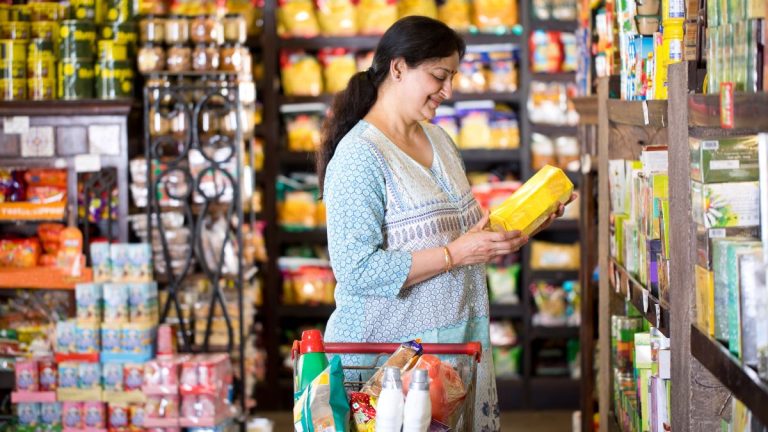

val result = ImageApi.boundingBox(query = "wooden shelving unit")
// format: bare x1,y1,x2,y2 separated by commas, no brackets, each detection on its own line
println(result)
610,259,670,337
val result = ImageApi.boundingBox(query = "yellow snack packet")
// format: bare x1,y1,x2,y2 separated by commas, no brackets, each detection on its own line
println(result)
489,165,573,235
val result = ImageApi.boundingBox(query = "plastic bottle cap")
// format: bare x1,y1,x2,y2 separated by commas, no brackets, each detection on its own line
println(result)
381,366,402,389
300,329,325,354
409,368,429,391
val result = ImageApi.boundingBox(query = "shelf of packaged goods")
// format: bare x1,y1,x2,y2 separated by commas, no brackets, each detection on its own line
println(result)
688,92,768,130
0,370,13,390
277,91,521,106
279,151,316,167
278,94,335,105
496,377,525,410
278,229,327,245
571,95,599,125
529,269,580,282
460,149,521,165
610,259,670,338
277,33,521,50
531,325,580,340
0,267,93,290
530,123,579,136
607,99,669,128
690,325,768,426
0,99,133,117
545,218,580,232
278,305,335,319
531,71,576,83
529,19,579,31
609,413,622,432
529,376,580,409
0,203,66,222
490,304,524,319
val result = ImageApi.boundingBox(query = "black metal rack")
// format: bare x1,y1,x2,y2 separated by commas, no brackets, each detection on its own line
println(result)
143,81,249,425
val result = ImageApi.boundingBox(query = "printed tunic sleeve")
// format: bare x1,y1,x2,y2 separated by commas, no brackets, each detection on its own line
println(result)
324,140,413,298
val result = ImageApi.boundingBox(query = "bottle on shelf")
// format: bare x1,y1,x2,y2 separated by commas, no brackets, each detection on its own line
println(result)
403,368,431,432
295,329,329,397
375,366,405,432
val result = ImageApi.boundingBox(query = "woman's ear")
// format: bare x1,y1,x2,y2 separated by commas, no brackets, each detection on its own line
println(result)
389,57,407,82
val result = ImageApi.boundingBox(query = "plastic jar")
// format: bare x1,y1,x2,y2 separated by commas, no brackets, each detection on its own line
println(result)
139,15,165,44
636,15,660,35
138,44,166,73
223,13,246,44
190,15,222,44
166,44,191,72
219,44,243,72
164,15,189,45
636,0,660,15
192,44,219,71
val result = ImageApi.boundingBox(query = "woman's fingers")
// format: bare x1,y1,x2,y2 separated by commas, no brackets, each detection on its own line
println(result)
471,210,490,232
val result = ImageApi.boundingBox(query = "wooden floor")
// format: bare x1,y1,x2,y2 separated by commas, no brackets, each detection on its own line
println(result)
255,410,574,431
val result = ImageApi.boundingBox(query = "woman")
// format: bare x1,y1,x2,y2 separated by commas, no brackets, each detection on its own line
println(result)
318,16,573,431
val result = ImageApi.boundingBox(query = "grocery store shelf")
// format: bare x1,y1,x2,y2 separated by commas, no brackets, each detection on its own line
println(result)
490,304,525,319
449,91,520,102
496,377,525,410
607,99,668,128
531,325,580,340
0,99,133,116
279,151,316,167
571,95,599,125
464,32,522,45
278,228,327,244
0,202,66,221
529,376,580,409
531,71,576,82
530,19,579,31
545,218,580,232
610,259,670,337
529,269,580,281
688,92,768,130
278,305,335,319
0,267,93,290
277,32,521,50
690,325,768,426
460,149,521,165
0,370,13,389
278,94,334,105
530,124,578,136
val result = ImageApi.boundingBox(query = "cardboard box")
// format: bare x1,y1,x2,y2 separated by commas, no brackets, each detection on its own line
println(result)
612,213,629,263
691,181,760,228
695,225,759,269
728,245,762,357
695,265,715,336
690,136,758,184
738,252,764,366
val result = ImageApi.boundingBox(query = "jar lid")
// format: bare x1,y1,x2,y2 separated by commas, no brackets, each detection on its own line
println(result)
169,43,190,49
224,12,244,18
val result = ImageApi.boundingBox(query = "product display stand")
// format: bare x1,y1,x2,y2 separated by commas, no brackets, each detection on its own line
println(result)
143,80,248,425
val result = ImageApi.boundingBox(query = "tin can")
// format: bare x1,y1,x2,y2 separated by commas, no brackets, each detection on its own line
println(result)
58,58,94,99
31,21,58,41
103,0,130,23
28,78,55,100
96,60,133,99
100,22,137,55
1,21,30,40
10,5,29,22
59,40,93,59
28,56,55,80
0,40,27,78
29,2,64,21
70,0,97,20
59,20,96,45
97,40,127,62
28,38,54,58
0,77,26,100
0,4,10,22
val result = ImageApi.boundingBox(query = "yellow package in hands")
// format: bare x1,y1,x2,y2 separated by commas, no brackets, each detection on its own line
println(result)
489,165,573,235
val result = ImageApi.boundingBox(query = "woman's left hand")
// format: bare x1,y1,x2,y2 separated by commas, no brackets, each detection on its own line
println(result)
530,192,579,237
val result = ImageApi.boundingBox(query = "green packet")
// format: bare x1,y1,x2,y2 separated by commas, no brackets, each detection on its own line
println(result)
690,135,758,184
294,355,350,432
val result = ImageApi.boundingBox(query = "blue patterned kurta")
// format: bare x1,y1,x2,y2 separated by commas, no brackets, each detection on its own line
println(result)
323,120,501,431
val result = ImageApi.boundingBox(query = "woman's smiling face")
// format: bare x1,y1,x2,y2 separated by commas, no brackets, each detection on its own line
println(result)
395,53,460,121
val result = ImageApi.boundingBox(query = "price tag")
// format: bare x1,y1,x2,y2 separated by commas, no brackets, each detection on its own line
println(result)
614,269,621,294
625,279,631,301
720,82,734,129
74,154,102,173
642,289,649,313
655,304,661,329
642,100,650,126
4,116,29,134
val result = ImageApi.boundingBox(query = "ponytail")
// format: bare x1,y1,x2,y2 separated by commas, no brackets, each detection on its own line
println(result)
316,16,466,192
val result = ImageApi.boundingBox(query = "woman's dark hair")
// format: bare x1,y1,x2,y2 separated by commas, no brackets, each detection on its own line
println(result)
317,16,466,192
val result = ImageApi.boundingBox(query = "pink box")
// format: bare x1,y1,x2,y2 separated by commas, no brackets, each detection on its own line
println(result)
83,401,105,428
11,391,57,403
61,402,83,429
146,395,179,420
15,359,38,392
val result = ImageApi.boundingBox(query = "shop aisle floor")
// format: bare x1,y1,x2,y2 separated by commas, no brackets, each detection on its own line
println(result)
259,410,573,431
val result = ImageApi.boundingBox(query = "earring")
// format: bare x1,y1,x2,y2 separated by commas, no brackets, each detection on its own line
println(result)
396,73,401,81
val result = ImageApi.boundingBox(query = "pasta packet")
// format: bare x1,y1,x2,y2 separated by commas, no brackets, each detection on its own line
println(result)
357,0,398,35
281,50,323,96
361,340,423,397
277,0,320,37
316,0,357,36
319,48,357,93
437,0,471,31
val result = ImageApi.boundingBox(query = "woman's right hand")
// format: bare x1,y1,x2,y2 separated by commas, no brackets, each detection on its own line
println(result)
447,211,529,267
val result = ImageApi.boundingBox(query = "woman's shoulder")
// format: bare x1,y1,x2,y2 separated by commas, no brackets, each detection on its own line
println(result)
329,121,382,170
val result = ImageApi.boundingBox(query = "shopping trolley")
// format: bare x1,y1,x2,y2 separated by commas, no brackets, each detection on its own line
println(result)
291,341,482,431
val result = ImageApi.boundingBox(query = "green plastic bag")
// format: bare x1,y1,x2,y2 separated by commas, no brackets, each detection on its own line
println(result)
294,355,350,432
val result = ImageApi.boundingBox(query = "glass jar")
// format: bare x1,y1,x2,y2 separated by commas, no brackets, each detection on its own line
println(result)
164,15,189,45
166,44,191,72
190,15,222,44
137,44,166,74
219,44,242,72
192,44,219,71
222,13,246,44
139,15,165,44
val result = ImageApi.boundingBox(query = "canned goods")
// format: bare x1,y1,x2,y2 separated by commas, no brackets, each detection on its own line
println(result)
70,0,97,20
59,40,94,59
104,0,130,23
96,60,133,98
31,21,58,41
28,57,56,80
29,78,55,100
1,21,30,40
58,59,94,99
0,4,10,22
0,77,26,100
28,39,55,58
10,5,29,22
97,40,128,62
59,20,97,45
0,40,27,79
29,2,64,21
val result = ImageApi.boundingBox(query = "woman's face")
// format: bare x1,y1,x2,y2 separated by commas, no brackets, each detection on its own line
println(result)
396,53,460,121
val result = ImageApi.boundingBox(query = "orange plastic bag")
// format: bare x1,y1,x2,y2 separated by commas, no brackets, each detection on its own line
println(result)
401,354,466,424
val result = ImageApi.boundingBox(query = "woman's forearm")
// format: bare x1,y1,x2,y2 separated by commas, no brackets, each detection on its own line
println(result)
403,246,456,288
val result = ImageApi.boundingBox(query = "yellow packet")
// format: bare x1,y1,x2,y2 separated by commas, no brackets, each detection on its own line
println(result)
357,0,397,35
489,165,573,235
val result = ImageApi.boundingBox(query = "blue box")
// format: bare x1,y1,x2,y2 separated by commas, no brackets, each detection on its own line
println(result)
39,403,61,426
75,323,100,354
102,362,124,391
91,242,112,283
78,363,101,389
103,283,129,323
75,283,103,323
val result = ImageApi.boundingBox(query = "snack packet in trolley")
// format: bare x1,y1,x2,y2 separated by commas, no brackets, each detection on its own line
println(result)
360,340,423,398
294,355,350,432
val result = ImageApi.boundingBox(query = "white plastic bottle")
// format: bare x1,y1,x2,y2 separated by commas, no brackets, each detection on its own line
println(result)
403,368,431,432
375,366,404,432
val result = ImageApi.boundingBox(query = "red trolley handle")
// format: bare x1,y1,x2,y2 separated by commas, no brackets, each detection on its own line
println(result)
291,341,482,363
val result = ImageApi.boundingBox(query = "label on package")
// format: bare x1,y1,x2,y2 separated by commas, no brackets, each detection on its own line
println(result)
4,116,29,134
710,160,740,170
709,228,727,238
702,140,719,150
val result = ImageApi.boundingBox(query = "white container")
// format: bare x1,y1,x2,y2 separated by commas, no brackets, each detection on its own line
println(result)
375,367,405,432
403,368,431,432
